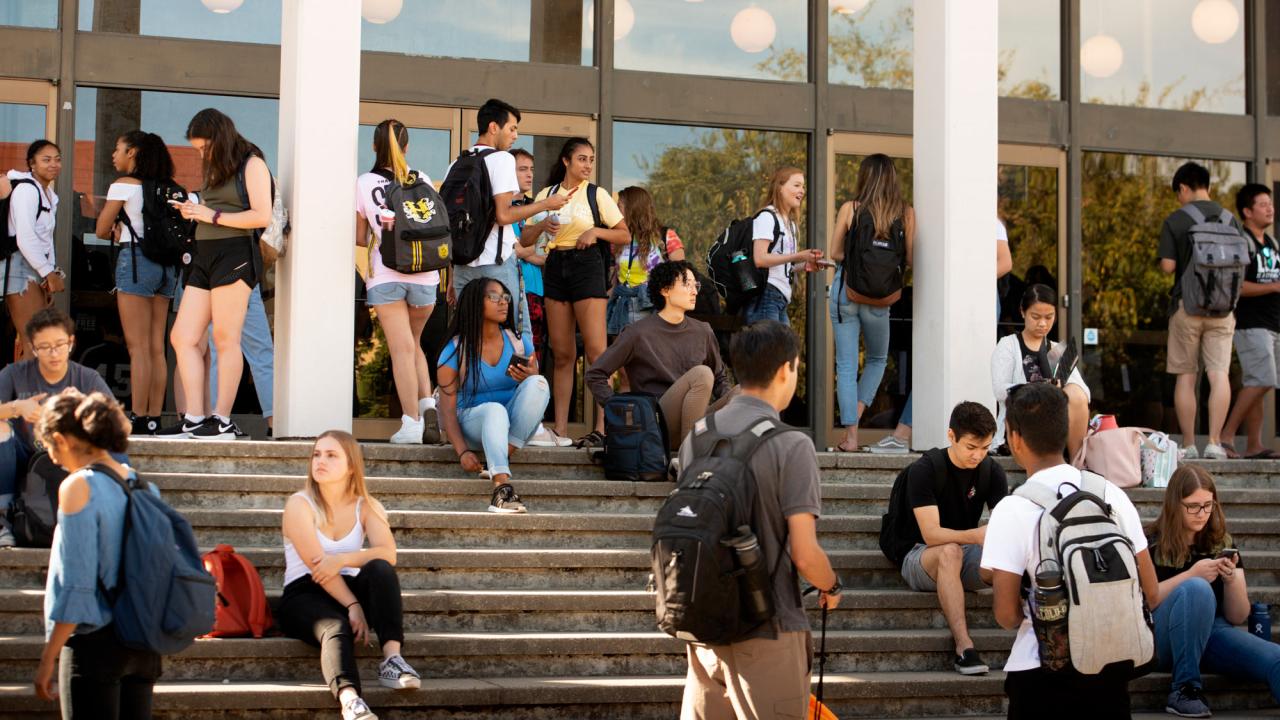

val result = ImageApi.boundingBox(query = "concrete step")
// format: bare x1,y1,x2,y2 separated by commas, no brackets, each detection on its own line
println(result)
0,671,1272,719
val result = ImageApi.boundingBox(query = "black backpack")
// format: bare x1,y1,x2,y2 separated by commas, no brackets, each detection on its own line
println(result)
878,448,993,568
2,177,48,294
843,207,906,301
599,392,669,482
117,179,194,282
439,148,499,266
5,450,68,548
706,210,782,314
651,413,800,644
373,168,452,274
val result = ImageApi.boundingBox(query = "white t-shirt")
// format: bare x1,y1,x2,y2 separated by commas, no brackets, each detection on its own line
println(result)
996,218,1008,244
354,169,440,288
444,144,519,268
980,464,1148,673
107,181,144,243
6,170,58,277
752,205,798,302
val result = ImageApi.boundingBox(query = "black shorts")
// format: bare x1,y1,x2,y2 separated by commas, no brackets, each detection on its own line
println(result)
184,236,257,291
544,248,609,302
1004,665,1132,719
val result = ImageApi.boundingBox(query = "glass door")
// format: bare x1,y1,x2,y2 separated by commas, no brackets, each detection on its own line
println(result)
822,134,1065,447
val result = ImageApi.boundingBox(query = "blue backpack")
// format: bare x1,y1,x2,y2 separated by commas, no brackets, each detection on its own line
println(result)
599,393,670,482
96,464,216,655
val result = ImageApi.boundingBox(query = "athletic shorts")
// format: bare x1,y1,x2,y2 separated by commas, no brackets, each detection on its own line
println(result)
184,237,257,291
900,542,987,593
1235,327,1280,388
543,248,608,302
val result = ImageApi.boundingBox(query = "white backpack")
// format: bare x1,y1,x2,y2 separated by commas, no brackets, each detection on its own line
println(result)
1015,472,1154,674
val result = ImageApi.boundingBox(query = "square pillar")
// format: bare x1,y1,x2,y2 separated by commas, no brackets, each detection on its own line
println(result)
911,0,999,449
274,0,360,437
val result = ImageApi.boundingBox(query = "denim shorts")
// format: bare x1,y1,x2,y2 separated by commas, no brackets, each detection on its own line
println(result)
115,245,178,299
3,251,40,296
366,281,438,308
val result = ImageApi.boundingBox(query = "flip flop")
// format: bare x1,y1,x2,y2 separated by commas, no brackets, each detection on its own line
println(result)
575,430,606,449
1222,445,1241,459
835,442,861,453
1245,449,1280,459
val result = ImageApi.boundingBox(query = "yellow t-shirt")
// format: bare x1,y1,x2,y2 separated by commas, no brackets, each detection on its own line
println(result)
534,180,624,251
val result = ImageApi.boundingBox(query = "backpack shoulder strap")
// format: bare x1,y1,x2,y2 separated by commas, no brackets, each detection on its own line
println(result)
1012,479,1059,512
977,456,994,500
1180,203,1208,226
924,447,949,499
586,183,604,229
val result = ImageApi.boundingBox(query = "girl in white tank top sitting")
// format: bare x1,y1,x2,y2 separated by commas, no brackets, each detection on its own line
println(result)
277,431,417,720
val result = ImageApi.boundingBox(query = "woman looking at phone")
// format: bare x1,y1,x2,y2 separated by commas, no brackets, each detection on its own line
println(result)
1145,465,1280,717
436,278,549,514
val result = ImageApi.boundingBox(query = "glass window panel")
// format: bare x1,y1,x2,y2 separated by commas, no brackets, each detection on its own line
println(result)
614,121,811,422
1081,152,1246,430
364,0,592,65
615,0,808,81
1080,0,1245,114
0,103,48,171
825,0,1059,98
1269,4,1280,115
0,0,57,28
78,0,281,44
357,125,450,185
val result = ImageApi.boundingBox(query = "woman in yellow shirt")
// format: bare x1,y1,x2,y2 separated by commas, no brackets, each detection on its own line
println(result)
533,138,629,447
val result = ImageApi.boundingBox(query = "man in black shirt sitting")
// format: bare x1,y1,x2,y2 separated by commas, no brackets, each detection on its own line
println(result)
879,402,1008,676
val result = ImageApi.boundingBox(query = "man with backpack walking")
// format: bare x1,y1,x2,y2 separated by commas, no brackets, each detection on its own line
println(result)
878,401,1007,676
1157,161,1249,460
660,320,841,720
982,382,1159,718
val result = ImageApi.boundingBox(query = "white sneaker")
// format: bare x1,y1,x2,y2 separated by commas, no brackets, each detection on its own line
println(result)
378,653,421,690
1182,445,1200,460
1203,443,1228,460
341,695,378,720
0,527,14,548
527,424,571,447
390,416,425,444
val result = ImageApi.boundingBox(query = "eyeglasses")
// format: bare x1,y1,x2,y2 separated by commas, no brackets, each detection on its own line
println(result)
32,340,72,356
484,292,513,304
681,278,702,292
1182,501,1215,516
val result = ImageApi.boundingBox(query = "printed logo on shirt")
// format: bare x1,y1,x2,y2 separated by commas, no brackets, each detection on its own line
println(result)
1255,242,1280,284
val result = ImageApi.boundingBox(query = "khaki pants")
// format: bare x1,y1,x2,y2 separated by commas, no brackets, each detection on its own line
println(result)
659,367,740,449
681,631,812,720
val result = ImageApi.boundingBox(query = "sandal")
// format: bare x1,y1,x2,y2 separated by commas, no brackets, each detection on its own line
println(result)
1222,443,1241,459
1245,449,1280,459
575,430,606,449
835,441,860,453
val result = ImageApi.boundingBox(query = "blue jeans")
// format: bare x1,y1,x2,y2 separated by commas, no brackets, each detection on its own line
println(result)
453,253,531,335
829,271,890,425
901,391,913,428
742,285,789,326
0,427,30,498
457,375,550,478
1155,577,1280,700
208,285,275,419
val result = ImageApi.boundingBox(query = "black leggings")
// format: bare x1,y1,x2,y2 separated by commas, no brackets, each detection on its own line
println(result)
58,624,162,720
276,558,406,697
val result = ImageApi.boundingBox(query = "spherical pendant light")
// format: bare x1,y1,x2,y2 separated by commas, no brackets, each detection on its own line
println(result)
201,0,243,14
1081,33,1124,79
1191,0,1239,44
586,0,636,41
361,0,404,24
829,0,870,15
731,7,777,54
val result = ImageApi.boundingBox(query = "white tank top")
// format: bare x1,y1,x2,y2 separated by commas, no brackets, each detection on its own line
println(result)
282,492,365,587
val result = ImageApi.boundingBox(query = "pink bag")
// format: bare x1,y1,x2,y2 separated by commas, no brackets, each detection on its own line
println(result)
1072,426,1157,489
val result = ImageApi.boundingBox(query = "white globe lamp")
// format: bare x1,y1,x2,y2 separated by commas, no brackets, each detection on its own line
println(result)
201,0,243,14
586,0,636,41
361,0,403,24
1191,0,1239,44
1081,33,1124,78
731,7,777,54
829,0,870,14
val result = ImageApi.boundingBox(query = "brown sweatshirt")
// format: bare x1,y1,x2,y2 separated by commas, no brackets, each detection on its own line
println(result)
586,313,729,404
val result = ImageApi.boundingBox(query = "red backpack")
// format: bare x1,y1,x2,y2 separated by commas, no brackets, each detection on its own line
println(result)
201,544,273,638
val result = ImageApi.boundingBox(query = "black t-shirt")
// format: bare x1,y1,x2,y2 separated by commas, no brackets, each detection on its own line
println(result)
1017,334,1051,384
1156,200,1245,316
900,450,1009,550
1147,532,1236,617
1234,231,1280,332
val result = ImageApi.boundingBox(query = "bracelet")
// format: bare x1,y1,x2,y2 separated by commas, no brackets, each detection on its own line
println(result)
823,579,843,596
346,601,360,609
212,210,222,226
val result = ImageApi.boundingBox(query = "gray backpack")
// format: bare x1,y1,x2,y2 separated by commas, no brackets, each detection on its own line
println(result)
1178,204,1249,317
1015,472,1154,674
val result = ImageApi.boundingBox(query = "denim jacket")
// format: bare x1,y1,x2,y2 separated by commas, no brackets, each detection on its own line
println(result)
42,465,153,639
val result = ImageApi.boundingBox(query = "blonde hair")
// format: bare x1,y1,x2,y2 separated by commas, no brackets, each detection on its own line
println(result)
761,166,804,235
853,154,906,240
304,430,387,530
372,119,411,185
618,186,663,259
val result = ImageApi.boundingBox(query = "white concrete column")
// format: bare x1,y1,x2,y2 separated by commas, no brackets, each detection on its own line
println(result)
911,0,999,449
274,0,360,437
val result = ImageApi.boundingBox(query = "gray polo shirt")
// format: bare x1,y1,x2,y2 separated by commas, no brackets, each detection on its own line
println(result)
678,394,823,638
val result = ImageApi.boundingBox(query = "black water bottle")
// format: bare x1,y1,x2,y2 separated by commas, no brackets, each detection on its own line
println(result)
1033,560,1071,671
725,526,774,623
731,251,759,293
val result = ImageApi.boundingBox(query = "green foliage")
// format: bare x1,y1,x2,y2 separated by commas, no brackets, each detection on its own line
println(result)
355,310,392,418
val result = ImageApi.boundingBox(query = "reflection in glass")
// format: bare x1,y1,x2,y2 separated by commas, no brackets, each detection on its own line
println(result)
614,0,807,81
821,0,1059,98
1,0,57,28
78,0,281,44
1269,4,1280,116
363,0,592,65
0,104,48,173
1081,153,1246,429
357,125,450,185
1080,0,1244,114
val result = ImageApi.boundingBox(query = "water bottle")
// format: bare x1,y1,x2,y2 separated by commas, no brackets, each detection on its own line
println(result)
1033,560,1071,671
730,251,759,293
723,526,774,623
1249,602,1271,641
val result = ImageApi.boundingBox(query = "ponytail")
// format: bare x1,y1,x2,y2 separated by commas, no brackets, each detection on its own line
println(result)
372,119,410,183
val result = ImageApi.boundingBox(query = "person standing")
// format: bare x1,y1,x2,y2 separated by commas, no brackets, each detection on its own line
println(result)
6,140,64,361
606,185,686,336
94,131,179,436
1221,183,1280,459
744,167,822,326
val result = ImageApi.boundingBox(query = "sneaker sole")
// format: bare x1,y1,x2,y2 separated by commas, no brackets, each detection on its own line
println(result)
389,437,425,444
1165,707,1211,718
488,505,527,514
868,447,910,455
526,440,561,447
154,432,194,440
193,432,237,441
379,676,421,690
954,664,989,676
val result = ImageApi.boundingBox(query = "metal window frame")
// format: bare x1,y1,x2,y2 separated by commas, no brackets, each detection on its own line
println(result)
0,0,1272,436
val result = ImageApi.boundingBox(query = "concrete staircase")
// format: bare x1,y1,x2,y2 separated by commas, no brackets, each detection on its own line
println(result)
2,440,1279,718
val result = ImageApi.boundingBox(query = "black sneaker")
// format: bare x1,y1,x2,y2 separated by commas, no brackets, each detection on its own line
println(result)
129,413,158,436
191,416,239,441
155,416,203,439
1166,683,1211,718
488,483,527,514
953,648,989,676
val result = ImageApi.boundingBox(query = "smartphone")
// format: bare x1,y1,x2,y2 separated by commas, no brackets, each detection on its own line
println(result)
507,354,531,372
1218,548,1240,563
